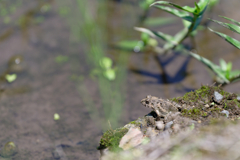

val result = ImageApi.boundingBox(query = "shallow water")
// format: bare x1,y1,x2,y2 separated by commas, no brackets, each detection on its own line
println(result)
0,0,240,159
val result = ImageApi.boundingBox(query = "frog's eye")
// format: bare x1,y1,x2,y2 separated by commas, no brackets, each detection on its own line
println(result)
145,101,149,104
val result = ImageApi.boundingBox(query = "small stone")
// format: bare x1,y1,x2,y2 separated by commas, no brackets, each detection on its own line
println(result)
204,104,210,108
119,127,143,150
214,91,223,103
164,121,173,130
156,121,164,130
221,110,229,118
237,96,240,102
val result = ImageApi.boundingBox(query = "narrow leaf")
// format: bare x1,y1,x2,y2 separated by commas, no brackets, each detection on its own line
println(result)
229,70,240,79
219,16,240,27
163,28,188,50
219,59,227,71
208,28,240,50
195,2,200,14
134,27,173,43
192,15,204,31
151,1,195,13
197,0,209,13
189,52,229,83
172,28,188,42
143,17,176,27
153,5,193,22
209,18,240,34
227,62,232,72
115,40,144,50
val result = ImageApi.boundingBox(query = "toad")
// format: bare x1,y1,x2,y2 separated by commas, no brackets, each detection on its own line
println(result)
141,95,181,119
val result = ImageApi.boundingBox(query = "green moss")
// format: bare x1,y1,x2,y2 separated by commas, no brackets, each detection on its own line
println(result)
233,99,240,108
129,121,140,125
98,127,128,151
171,85,214,103
202,112,208,117
182,108,204,117
224,103,227,109
171,85,240,120
211,108,221,112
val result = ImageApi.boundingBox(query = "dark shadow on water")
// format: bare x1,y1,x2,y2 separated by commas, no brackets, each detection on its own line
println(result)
131,53,192,84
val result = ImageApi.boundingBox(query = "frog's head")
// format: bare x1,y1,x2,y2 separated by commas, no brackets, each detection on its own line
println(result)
141,95,155,109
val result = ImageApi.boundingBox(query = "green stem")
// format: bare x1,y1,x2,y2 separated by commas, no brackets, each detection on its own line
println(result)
155,14,200,55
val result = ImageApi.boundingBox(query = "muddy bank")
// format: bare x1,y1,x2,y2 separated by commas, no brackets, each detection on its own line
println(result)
99,84,240,160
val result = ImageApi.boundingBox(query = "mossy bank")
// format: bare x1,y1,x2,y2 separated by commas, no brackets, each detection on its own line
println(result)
98,85,240,152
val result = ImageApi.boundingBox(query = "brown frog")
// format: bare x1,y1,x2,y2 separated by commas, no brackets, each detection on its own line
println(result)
141,95,182,119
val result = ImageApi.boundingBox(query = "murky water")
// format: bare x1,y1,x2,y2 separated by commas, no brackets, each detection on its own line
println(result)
0,0,240,159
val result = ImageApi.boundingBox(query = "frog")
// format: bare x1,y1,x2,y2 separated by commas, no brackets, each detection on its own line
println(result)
141,95,182,120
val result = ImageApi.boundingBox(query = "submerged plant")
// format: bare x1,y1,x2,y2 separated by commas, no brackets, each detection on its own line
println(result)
56,0,128,130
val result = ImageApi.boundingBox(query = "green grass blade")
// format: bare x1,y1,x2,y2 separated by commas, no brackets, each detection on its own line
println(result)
208,28,240,50
143,17,176,27
135,27,174,43
227,62,232,72
172,28,188,42
229,70,240,79
219,16,240,27
192,15,204,31
189,52,229,83
151,0,209,15
209,19,240,34
197,0,209,14
153,5,193,22
151,1,195,13
115,40,144,50
219,59,227,71
195,2,201,14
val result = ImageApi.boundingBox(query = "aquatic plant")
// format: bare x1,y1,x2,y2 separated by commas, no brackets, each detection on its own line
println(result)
56,0,128,130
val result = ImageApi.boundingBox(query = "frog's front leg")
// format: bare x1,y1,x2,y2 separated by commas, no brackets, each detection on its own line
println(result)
153,107,169,121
